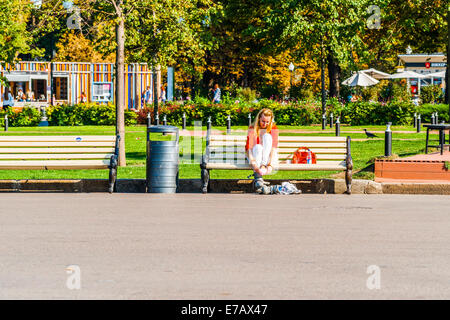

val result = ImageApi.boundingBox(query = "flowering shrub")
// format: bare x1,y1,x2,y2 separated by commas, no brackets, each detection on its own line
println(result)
134,99,419,126
1,98,426,127
0,107,41,127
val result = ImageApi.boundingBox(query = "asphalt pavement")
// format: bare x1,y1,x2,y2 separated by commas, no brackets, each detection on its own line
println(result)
0,193,449,299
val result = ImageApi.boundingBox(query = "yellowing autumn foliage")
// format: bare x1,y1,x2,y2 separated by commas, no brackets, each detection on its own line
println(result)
53,31,115,63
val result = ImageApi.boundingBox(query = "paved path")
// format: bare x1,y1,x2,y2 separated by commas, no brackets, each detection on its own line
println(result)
0,193,449,299
404,150,450,161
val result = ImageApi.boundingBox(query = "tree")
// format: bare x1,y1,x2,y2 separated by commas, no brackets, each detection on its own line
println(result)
53,31,114,62
361,0,447,109
31,0,218,165
125,0,218,105
27,0,72,60
0,0,39,80
252,0,373,113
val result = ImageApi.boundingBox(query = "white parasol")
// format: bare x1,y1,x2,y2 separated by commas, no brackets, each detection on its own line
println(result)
360,68,390,80
342,71,379,87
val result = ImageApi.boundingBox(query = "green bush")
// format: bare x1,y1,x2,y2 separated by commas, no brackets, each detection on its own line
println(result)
289,84,316,101
2,98,431,128
47,104,85,126
236,87,258,103
135,98,347,127
381,80,412,102
0,107,41,127
420,85,444,104
341,101,415,125
259,85,284,99
124,109,138,125
417,104,449,123
47,103,138,126
136,98,418,127
360,86,379,102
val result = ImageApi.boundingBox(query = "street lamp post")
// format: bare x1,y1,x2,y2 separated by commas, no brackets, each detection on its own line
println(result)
288,62,295,99
321,47,327,129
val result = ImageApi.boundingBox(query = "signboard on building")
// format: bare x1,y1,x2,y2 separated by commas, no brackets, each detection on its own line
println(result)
92,82,113,102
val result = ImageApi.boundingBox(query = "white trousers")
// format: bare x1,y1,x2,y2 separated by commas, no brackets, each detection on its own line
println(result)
248,133,273,167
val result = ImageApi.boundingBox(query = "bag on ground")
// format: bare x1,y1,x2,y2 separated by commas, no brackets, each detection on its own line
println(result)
271,182,301,195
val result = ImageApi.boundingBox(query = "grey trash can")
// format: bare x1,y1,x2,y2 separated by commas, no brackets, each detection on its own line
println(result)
146,125,179,193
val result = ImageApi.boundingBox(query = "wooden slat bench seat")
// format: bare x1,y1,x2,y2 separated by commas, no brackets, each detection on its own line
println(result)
200,131,353,194
0,135,120,193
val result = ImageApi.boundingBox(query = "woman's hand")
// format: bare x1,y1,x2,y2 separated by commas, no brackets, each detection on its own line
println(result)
251,161,259,173
250,160,265,175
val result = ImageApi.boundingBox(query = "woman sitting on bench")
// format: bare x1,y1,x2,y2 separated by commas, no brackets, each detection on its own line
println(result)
246,108,279,188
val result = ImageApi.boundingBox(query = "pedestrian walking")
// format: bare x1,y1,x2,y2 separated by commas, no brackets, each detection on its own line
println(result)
211,84,221,104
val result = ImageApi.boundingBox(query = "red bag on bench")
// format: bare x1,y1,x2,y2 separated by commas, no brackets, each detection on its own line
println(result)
292,147,317,164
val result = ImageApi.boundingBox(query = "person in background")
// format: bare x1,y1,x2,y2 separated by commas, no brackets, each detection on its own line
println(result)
79,92,87,103
347,92,353,102
16,88,25,101
159,86,166,103
211,83,221,103
26,89,35,102
2,87,15,111
143,86,152,106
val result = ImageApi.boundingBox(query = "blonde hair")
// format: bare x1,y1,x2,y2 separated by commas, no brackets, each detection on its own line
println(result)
253,108,275,138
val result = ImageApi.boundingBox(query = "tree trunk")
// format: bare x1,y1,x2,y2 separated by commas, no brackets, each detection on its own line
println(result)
202,54,215,98
115,15,126,166
190,60,196,98
327,53,341,98
152,63,158,117
446,12,449,114
321,42,326,117
152,10,159,116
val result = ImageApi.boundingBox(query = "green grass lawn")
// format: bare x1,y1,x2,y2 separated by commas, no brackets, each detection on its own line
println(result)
0,124,432,180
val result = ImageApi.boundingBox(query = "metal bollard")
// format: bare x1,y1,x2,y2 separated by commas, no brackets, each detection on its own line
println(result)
4,114,8,131
413,112,417,128
155,112,159,126
163,115,167,126
329,112,334,128
248,113,252,127
322,113,327,130
38,106,49,127
207,116,212,132
226,115,231,134
182,112,186,130
147,112,151,127
431,113,435,125
417,114,421,133
335,117,340,136
385,122,392,157
435,112,439,124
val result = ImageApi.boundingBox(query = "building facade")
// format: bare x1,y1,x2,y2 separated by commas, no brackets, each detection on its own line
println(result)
398,53,447,94
0,61,161,109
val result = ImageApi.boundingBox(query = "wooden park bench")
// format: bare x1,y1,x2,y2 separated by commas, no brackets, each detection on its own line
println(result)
200,132,353,194
0,135,120,193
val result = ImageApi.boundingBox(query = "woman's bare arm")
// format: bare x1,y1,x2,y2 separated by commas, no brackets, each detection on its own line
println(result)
268,147,277,166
